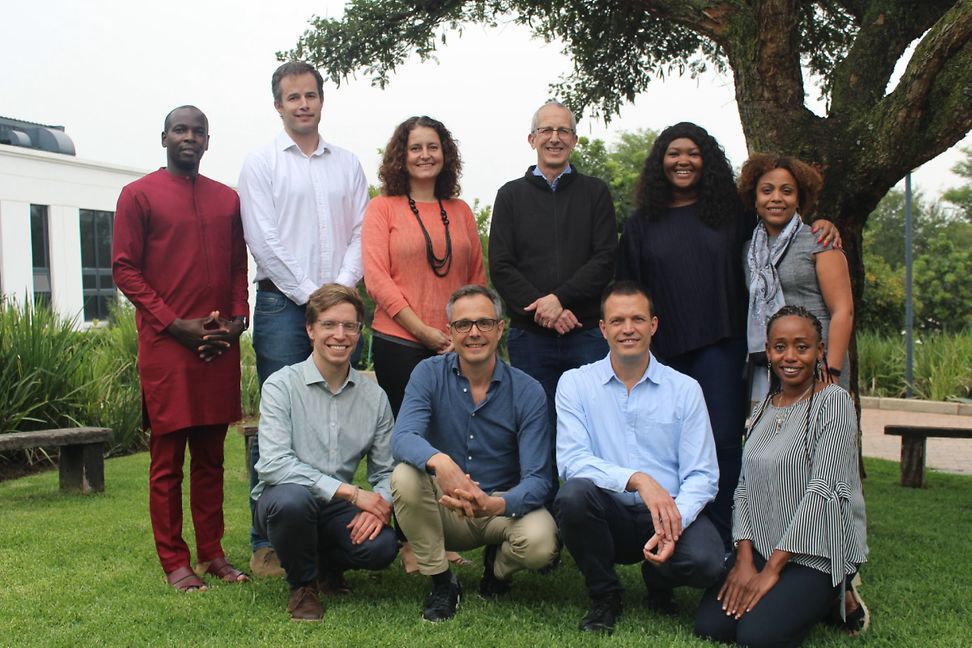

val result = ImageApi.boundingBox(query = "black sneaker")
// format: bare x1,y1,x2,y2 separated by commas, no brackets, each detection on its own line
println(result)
641,560,679,616
423,572,461,622
579,592,623,634
479,544,513,599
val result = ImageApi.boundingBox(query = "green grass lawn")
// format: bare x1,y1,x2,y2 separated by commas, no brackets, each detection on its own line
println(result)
1,431,970,647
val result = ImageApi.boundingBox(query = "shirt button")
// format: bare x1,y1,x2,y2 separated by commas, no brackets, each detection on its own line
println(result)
467,456,472,461
469,435,474,439
463,388,468,392
471,412,476,417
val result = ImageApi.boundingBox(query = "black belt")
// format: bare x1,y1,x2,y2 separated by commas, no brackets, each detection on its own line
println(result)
257,279,282,294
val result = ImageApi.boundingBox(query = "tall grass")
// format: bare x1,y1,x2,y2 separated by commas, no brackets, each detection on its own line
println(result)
857,329,972,399
0,299,87,436
240,333,260,419
81,302,144,455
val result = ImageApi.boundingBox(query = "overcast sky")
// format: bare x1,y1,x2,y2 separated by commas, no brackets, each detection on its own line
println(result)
4,0,968,209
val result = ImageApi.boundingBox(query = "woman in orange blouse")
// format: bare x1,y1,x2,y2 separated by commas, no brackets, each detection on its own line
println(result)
363,115,487,414
364,116,487,572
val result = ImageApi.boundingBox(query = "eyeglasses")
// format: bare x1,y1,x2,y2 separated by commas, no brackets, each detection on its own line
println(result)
533,126,575,137
315,320,363,333
449,318,500,333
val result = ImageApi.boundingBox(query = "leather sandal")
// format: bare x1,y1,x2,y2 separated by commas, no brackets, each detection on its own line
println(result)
166,565,207,592
196,556,249,583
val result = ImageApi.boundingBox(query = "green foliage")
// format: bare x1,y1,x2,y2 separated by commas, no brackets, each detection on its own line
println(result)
942,146,972,222
573,128,656,228
80,302,144,455
240,334,261,419
863,189,972,332
859,251,906,335
0,299,86,438
3,445,971,645
913,231,972,332
856,329,972,400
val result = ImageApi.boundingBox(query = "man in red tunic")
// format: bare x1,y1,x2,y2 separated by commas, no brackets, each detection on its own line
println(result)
112,105,250,591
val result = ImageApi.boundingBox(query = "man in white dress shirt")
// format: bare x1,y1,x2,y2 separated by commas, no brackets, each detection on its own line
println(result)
238,61,370,577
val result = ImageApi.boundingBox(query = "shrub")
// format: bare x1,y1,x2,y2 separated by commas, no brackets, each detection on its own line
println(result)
0,299,87,438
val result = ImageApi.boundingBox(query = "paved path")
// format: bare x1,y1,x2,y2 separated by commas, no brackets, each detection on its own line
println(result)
861,407,972,476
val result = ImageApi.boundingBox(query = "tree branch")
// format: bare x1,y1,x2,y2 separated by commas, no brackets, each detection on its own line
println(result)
829,0,955,116
869,0,972,175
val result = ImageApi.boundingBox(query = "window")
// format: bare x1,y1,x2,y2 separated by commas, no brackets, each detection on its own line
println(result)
79,209,115,321
30,205,52,307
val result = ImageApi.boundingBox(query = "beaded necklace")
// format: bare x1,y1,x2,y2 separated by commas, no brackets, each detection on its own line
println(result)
407,194,452,277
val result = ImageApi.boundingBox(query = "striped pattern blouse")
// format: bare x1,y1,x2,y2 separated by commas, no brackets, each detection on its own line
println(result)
733,384,868,586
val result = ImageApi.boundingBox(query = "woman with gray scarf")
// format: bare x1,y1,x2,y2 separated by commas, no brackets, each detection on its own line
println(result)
740,154,854,402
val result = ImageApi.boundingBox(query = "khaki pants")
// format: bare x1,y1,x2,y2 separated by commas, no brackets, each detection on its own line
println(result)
392,463,558,578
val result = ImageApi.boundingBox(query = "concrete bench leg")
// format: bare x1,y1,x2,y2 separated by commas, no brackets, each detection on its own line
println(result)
900,436,926,488
59,443,106,494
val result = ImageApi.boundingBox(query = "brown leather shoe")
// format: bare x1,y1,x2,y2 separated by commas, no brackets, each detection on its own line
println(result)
250,547,285,579
287,585,324,622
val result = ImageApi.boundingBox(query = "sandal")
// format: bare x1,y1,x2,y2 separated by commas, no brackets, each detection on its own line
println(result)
447,551,473,567
195,556,249,583
166,565,207,592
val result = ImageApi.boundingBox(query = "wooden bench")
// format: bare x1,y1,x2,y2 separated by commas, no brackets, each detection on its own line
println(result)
884,425,972,487
0,427,112,493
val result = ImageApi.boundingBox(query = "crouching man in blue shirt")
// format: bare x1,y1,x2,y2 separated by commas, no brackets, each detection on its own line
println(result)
555,281,724,634
392,284,558,622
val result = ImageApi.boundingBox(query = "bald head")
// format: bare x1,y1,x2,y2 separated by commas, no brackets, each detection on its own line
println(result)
163,105,208,132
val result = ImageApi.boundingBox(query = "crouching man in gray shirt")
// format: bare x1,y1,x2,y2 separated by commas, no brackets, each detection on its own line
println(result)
252,283,397,622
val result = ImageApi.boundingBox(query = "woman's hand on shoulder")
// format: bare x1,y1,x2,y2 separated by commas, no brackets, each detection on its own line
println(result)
811,219,843,249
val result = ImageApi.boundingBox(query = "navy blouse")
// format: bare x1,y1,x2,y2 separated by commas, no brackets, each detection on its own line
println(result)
617,203,753,360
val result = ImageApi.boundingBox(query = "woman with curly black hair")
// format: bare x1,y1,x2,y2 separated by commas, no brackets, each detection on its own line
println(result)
617,123,840,547
363,116,487,416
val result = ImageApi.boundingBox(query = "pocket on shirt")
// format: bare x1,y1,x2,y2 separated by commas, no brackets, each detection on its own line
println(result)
633,419,680,469
254,290,288,315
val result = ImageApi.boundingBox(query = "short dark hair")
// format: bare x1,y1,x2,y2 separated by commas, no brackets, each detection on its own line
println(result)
446,284,502,321
378,116,462,199
600,280,654,318
272,62,324,103
163,105,207,132
305,283,365,325
738,153,824,218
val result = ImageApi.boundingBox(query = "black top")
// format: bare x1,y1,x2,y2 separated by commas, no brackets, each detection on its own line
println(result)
617,203,753,360
489,166,617,335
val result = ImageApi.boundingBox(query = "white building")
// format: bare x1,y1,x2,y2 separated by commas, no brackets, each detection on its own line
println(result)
1,117,144,324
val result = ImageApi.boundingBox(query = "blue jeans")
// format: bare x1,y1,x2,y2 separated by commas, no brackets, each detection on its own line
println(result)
247,289,364,551
507,325,608,431
254,483,398,589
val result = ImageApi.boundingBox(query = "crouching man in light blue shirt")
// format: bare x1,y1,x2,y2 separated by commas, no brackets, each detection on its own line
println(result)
555,280,724,635
252,284,397,622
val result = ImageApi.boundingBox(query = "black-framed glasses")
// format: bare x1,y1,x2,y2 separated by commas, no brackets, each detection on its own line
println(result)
534,126,575,137
449,318,500,333
315,320,363,333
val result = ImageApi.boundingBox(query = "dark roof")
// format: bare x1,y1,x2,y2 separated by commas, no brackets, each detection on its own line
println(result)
0,115,75,155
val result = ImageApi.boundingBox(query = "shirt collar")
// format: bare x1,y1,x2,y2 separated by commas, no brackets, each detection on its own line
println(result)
597,352,661,387
531,164,572,190
447,352,507,385
300,355,356,393
276,130,330,157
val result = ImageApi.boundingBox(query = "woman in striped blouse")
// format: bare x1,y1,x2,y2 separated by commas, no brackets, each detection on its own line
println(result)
694,305,868,646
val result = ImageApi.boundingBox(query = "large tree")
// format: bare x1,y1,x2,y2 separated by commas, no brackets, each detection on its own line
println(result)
283,0,972,386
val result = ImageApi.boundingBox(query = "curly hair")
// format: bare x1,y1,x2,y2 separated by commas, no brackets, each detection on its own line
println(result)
378,116,462,199
738,153,823,219
633,122,742,227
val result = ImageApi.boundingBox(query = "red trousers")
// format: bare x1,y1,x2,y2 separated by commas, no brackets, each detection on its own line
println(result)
149,424,228,573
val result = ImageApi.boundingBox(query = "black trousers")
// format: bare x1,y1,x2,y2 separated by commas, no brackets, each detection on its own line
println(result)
694,551,835,648
254,483,398,589
555,478,725,597
371,336,436,417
